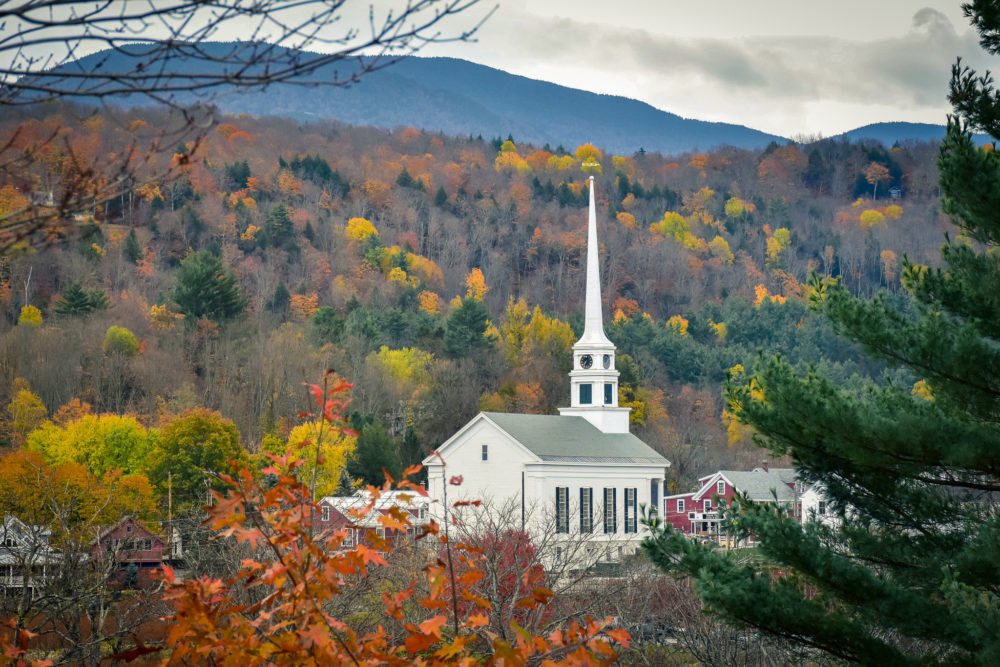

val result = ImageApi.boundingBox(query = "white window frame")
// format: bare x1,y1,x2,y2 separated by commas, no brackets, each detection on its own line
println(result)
677,498,685,513
322,505,330,522
580,488,593,534
624,488,637,533
704,499,711,512
604,488,617,534
556,487,569,533
717,480,725,495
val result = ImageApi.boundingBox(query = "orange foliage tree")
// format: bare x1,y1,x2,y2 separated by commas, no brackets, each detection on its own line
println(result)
149,372,626,665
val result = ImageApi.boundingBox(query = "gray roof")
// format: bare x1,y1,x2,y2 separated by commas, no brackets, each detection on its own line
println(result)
715,469,797,502
482,412,669,465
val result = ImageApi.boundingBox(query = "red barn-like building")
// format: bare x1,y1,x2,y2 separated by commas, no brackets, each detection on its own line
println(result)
663,467,800,544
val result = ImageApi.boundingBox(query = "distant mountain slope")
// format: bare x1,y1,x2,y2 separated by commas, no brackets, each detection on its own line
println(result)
836,121,991,146
60,44,784,155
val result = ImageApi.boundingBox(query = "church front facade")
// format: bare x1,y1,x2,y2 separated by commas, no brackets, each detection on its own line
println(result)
424,176,670,562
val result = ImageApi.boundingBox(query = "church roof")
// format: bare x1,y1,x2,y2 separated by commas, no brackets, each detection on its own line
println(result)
482,412,669,465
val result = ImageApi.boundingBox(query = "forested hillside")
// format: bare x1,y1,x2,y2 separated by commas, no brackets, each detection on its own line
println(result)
0,103,954,495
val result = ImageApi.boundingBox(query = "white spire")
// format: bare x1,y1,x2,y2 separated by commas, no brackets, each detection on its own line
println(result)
579,176,613,346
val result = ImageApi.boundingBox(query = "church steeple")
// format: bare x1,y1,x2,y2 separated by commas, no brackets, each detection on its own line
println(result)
580,175,614,347
558,176,631,434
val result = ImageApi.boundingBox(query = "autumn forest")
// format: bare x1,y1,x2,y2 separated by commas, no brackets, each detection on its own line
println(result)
0,101,954,504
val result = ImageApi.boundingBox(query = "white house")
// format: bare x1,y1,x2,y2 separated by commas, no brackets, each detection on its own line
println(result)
425,176,670,561
800,483,839,528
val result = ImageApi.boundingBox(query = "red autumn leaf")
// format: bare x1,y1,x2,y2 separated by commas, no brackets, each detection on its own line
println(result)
449,475,463,486
418,614,447,638
604,627,631,646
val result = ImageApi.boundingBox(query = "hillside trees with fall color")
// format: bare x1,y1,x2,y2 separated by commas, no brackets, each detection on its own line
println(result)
0,101,958,491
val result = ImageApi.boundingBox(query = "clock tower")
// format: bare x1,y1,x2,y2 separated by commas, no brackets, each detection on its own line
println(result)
558,176,631,434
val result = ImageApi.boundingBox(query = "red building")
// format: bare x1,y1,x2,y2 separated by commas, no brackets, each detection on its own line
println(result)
92,517,167,586
663,467,799,544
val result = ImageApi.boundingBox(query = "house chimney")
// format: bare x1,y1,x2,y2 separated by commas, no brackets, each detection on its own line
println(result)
761,459,768,472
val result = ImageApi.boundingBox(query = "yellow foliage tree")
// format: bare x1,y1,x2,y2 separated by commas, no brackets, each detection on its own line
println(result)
150,303,185,331
289,293,319,320
282,421,356,498
547,155,575,171
6,382,46,445
26,413,156,475
666,315,689,335
574,143,602,163
17,305,42,327
465,268,488,301
709,320,728,342
405,253,444,288
345,217,378,241
417,290,441,314
494,151,532,176
616,211,637,229
765,227,791,264
370,346,435,388
386,266,410,287
859,209,885,227
884,204,903,219
708,236,734,263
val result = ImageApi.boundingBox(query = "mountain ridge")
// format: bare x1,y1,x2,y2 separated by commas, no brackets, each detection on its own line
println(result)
59,44,976,153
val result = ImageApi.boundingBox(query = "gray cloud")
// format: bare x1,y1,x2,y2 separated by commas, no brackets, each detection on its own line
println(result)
465,6,992,129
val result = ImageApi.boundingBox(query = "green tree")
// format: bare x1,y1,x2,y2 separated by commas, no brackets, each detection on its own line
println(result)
267,282,291,318
345,418,401,487
103,325,139,357
643,5,1000,663
262,203,298,254
27,414,156,476
54,282,109,316
144,409,248,510
444,297,494,359
172,249,247,322
122,228,142,263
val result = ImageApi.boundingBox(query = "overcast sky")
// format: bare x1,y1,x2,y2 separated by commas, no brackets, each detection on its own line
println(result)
420,1,996,137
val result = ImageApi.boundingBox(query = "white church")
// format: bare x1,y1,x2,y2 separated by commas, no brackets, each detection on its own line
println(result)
424,176,670,560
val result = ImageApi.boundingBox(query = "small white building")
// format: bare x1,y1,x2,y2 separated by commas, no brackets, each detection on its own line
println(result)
800,483,839,528
425,176,670,561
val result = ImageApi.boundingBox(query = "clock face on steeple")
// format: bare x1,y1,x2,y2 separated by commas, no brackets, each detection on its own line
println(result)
580,355,593,369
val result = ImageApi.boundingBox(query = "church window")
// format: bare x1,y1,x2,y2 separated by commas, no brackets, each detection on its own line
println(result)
579,384,592,404
651,480,660,511
604,383,613,405
482,444,488,461
603,488,617,533
555,487,569,533
625,488,637,533
580,488,593,533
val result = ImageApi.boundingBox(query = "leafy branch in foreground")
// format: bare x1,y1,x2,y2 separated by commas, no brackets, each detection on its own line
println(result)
150,371,626,665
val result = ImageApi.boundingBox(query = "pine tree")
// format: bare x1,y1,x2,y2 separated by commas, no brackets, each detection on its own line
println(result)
54,282,109,316
172,250,246,322
122,229,142,263
443,297,494,359
345,420,401,487
643,5,1000,663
